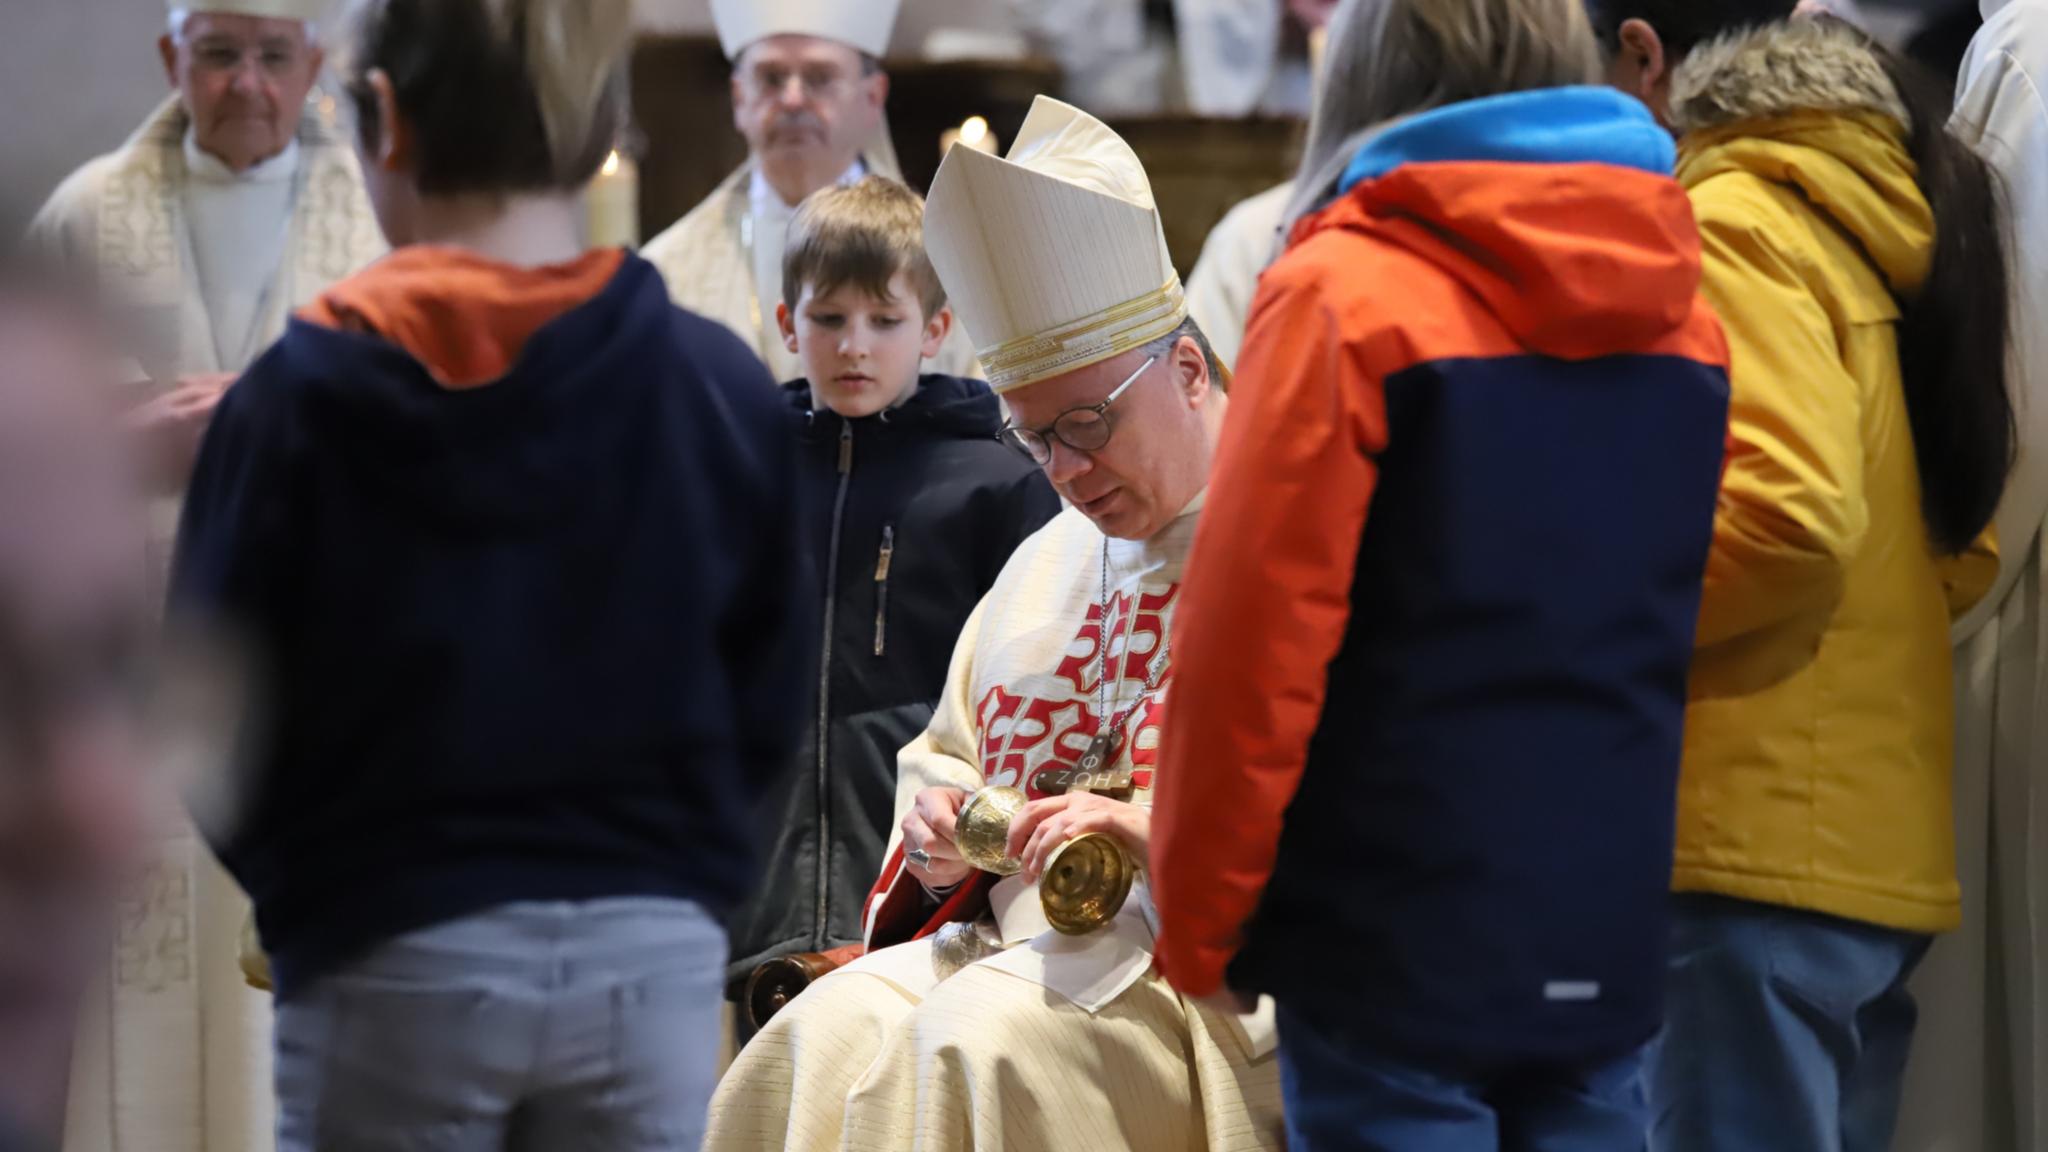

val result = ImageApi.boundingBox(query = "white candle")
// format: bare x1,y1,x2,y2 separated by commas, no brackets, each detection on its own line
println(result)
585,149,642,249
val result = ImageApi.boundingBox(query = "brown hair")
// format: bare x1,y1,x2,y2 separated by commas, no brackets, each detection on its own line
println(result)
346,0,634,195
780,177,946,318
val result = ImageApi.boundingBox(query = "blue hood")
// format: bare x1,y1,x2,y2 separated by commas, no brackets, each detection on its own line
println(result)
1340,87,1675,194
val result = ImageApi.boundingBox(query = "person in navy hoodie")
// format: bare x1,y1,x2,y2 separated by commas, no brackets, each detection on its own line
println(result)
730,176,1059,1006
167,0,810,1145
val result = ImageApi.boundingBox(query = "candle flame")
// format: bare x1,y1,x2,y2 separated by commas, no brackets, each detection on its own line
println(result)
959,117,990,148
602,150,622,178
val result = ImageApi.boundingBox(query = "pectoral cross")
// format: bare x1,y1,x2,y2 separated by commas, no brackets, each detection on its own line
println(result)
1031,732,1137,801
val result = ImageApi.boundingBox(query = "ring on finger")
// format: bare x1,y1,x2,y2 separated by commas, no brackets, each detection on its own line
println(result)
906,847,933,870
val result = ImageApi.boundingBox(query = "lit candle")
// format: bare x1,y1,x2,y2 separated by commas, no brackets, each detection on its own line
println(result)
585,149,641,249
939,116,1000,158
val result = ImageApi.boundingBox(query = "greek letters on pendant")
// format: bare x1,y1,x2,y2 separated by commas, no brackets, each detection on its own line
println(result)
1031,733,1136,800
1079,732,1117,776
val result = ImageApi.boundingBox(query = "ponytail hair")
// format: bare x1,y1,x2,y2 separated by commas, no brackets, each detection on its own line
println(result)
522,0,637,186
1879,43,2016,555
347,0,635,194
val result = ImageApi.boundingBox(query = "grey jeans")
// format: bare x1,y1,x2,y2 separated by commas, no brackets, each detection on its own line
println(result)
274,898,727,1152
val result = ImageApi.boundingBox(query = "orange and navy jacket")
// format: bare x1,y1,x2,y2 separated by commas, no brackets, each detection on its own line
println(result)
1151,87,1731,1065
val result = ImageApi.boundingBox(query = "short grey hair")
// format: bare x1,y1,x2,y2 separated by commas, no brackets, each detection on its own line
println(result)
1144,316,1228,393
167,8,319,43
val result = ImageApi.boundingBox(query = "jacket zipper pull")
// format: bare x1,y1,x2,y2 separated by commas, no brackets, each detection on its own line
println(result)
875,523,894,657
837,421,853,475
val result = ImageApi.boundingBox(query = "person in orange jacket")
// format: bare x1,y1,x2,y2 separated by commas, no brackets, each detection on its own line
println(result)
1150,0,1732,1147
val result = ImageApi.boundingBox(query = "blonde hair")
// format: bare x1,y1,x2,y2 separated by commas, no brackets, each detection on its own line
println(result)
346,0,635,192
781,177,946,318
1284,0,1603,230
511,0,635,185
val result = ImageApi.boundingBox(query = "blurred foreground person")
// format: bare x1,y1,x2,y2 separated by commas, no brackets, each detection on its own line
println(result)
168,0,811,1146
1153,0,1730,1148
0,284,151,1152
26,5,382,1145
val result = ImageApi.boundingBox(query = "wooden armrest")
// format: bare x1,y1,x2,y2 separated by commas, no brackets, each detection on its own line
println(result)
742,945,866,1031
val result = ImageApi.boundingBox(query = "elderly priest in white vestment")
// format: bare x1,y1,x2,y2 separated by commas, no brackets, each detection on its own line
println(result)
702,96,1283,1152
29,0,383,499
640,0,975,381
24,3,380,1150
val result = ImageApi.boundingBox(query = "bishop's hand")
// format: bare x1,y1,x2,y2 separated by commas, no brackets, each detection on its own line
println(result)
1007,791,1150,886
901,786,974,891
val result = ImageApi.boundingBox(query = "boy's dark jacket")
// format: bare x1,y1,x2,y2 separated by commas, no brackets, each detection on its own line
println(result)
728,373,1059,982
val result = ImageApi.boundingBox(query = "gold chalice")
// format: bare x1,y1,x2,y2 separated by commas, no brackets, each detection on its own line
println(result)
953,785,1135,935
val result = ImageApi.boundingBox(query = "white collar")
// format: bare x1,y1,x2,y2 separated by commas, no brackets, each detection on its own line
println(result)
184,127,301,187
1983,0,2015,17
748,158,867,213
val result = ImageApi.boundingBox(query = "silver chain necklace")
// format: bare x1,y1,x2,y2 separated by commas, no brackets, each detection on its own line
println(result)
1076,539,1169,783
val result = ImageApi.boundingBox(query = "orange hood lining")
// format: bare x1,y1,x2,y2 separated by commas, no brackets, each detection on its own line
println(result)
298,246,628,390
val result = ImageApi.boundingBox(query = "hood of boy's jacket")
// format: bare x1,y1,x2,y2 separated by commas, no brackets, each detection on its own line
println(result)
285,247,683,531
1293,86,1704,360
784,373,1005,442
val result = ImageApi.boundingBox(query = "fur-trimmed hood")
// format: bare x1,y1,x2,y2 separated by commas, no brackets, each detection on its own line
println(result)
1670,18,1906,136
1669,17,1932,299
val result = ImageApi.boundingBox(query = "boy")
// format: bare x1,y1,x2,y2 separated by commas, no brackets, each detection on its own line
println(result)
730,176,1061,1001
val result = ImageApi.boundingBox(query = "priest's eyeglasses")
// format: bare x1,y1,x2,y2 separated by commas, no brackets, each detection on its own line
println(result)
998,356,1157,466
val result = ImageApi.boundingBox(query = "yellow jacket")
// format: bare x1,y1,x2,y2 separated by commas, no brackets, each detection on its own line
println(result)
1670,21,1997,934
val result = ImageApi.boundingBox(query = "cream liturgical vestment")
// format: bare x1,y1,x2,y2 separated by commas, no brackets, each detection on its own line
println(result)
705,507,1284,1152
27,92,382,1152
1183,181,1291,372
28,94,384,384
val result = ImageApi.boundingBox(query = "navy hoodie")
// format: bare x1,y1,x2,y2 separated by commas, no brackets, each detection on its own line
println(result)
170,250,813,998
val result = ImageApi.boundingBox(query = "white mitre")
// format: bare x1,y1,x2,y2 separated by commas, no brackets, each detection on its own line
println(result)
923,96,1187,394
710,0,902,59
166,0,328,19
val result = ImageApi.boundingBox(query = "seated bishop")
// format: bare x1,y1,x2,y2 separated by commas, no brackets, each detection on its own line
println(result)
701,97,1284,1152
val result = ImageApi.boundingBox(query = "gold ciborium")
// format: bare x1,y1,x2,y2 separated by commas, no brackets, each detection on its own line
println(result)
953,785,1135,935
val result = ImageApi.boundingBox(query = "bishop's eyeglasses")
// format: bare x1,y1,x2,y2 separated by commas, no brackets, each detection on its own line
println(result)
997,356,1157,466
